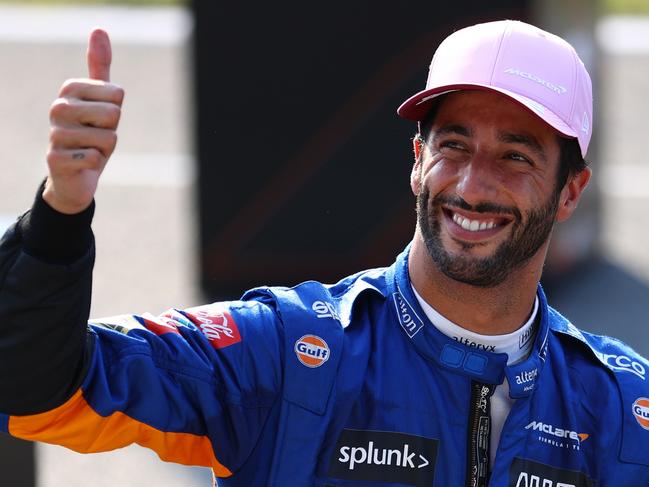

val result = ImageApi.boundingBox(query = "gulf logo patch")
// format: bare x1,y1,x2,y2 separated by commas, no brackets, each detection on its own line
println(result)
633,397,649,430
294,335,330,368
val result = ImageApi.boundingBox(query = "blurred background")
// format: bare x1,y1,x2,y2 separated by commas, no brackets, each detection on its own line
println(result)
0,0,647,485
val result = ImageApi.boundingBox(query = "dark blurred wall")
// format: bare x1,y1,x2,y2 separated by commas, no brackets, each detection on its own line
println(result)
0,435,34,487
193,0,532,299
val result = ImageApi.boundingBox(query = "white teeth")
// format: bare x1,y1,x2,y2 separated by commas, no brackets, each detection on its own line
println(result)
452,213,497,232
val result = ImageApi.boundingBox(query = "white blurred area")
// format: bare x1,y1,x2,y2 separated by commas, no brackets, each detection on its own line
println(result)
0,4,210,487
534,1,649,355
597,16,649,277
0,3,648,487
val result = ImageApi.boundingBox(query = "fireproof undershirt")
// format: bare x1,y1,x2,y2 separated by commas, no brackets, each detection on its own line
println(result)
411,287,539,466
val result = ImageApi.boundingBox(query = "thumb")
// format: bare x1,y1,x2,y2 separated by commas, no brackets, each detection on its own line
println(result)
87,28,112,82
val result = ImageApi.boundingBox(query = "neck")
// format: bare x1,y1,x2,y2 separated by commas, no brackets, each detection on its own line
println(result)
408,236,545,335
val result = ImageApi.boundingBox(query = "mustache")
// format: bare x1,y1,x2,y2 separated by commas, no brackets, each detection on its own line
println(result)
430,194,522,221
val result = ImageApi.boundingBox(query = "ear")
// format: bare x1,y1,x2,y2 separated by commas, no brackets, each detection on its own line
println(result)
555,167,591,222
413,134,423,161
411,136,424,195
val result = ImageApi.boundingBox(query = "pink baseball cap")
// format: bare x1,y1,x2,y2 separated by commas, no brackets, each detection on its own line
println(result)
397,20,593,157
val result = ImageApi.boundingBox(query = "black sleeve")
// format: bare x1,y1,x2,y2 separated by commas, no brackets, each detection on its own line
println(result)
0,182,95,415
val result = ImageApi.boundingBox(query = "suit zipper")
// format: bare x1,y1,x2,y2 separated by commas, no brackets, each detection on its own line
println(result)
466,381,495,487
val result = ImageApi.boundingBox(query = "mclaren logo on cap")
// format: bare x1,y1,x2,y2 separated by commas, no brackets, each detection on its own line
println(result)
504,67,567,94
294,334,330,368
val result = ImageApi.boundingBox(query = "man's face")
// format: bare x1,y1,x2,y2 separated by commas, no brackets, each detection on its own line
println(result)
412,90,566,288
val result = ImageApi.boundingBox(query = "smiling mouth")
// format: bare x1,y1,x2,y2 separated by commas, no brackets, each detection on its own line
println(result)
452,213,497,231
444,208,513,234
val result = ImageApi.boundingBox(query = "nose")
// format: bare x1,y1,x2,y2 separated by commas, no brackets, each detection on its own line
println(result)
454,151,500,206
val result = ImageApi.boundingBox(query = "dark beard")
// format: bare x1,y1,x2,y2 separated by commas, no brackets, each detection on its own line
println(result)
416,188,560,288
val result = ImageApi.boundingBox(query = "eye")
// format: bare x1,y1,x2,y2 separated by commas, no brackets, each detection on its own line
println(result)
506,151,533,165
439,140,466,151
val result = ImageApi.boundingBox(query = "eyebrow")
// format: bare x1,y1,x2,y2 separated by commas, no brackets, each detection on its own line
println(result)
431,124,548,163
431,124,472,143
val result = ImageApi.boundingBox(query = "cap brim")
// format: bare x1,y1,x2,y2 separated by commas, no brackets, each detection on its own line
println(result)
397,84,577,140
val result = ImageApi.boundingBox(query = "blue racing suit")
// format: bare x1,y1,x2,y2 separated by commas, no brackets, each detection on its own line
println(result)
1,199,649,486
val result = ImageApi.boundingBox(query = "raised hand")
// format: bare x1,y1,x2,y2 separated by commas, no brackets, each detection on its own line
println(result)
43,28,124,214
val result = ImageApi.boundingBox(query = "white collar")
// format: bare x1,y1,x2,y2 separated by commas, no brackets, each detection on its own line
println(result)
412,286,538,365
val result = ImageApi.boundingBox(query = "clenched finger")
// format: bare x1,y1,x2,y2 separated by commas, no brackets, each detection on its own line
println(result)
50,125,117,158
59,78,124,106
47,148,106,173
50,98,121,129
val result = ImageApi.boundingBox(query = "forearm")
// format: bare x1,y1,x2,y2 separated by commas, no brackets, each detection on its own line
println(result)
0,184,95,415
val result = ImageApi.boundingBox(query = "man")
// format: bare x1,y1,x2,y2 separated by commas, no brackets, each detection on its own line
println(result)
0,19,647,487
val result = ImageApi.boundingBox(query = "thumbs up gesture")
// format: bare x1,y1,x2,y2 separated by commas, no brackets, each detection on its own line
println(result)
43,29,124,214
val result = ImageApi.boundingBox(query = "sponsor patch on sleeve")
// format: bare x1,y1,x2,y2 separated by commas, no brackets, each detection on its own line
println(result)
294,335,330,368
181,305,242,349
139,313,182,337
90,314,148,335
633,397,649,430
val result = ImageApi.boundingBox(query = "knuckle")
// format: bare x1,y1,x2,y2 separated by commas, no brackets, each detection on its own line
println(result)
49,126,67,144
49,98,70,121
83,149,101,167
45,149,57,166
113,85,125,105
106,105,121,127
46,148,66,169
107,131,118,148
59,78,84,96
95,131,117,157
